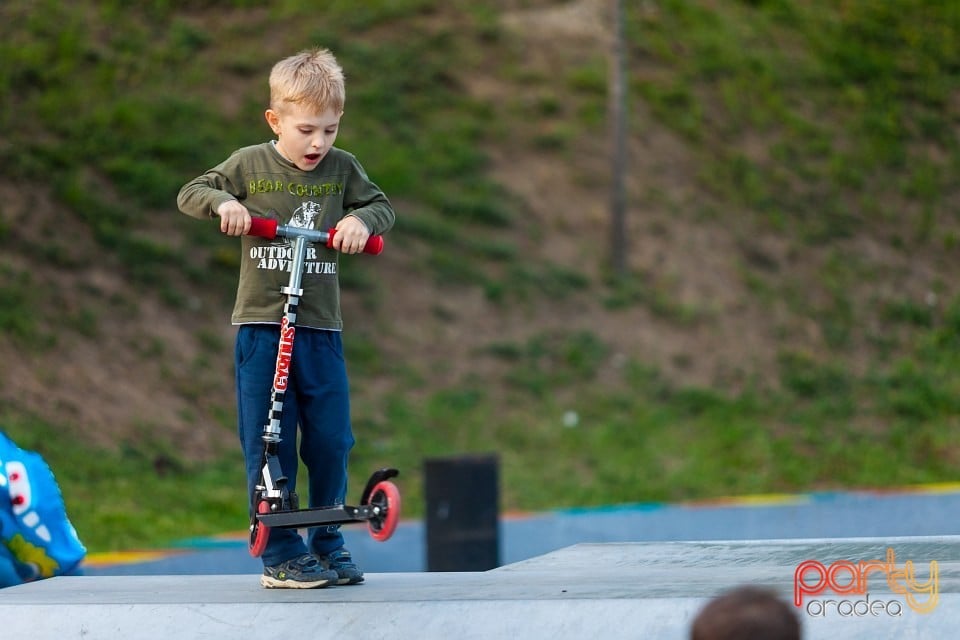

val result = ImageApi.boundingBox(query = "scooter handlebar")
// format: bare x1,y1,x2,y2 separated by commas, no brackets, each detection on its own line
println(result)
245,217,384,255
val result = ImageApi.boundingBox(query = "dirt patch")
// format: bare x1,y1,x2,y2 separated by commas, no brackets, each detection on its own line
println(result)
0,181,235,457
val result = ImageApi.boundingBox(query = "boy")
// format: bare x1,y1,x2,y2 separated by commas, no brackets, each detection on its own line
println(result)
177,48,395,588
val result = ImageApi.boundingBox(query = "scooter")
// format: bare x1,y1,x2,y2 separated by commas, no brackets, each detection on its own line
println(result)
243,216,400,557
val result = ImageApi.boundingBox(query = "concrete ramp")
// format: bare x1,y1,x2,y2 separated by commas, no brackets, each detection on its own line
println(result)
4,537,958,639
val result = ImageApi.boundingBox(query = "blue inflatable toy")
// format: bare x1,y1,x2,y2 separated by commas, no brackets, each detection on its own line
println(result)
0,431,86,587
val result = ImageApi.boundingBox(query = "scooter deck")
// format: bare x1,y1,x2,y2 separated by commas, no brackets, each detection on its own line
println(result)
257,504,377,529
254,469,399,531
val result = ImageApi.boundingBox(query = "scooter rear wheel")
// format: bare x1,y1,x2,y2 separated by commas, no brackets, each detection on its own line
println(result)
249,500,271,557
366,480,401,542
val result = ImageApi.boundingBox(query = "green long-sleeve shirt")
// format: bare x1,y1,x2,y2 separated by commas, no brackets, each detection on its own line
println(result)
177,142,394,330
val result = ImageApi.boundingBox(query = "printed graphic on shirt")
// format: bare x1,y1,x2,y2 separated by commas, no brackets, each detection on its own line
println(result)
289,200,322,229
249,201,338,276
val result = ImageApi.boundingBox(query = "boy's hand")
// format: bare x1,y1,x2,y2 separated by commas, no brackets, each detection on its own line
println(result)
216,200,251,236
332,215,371,254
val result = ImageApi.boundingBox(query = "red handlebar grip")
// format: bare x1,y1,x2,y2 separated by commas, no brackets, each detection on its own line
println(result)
326,228,385,256
364,235,385,256
247,217,278,239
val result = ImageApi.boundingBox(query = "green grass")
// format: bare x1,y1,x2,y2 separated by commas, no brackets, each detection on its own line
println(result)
1,0,959,553
6,301,958,554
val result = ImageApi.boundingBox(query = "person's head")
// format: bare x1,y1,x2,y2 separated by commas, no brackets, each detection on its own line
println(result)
264,48,345,171
691,586,801,640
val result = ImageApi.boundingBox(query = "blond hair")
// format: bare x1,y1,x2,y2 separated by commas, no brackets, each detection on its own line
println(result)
269,48,345,114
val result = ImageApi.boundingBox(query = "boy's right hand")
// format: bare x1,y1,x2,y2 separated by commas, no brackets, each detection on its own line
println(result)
215,200,252,236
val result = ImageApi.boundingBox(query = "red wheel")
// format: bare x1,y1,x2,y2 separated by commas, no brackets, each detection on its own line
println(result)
249,500,271,557
367,480,401,542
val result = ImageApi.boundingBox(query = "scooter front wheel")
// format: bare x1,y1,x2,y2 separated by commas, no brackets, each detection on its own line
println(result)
366,480,401,542
249,500,271,557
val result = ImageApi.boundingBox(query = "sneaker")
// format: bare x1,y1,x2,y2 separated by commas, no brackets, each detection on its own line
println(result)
316,548,365,585
260,553,339,589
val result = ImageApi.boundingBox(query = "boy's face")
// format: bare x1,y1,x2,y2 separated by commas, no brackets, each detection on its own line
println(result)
265,103,342,171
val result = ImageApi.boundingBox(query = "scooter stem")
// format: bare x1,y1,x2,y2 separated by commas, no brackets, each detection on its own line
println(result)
262,234,308,446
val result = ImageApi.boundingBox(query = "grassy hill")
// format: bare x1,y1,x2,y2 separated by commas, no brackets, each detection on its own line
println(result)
1,0,958,552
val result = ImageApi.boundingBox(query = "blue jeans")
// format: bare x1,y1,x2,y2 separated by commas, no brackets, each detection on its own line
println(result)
235,324,355,566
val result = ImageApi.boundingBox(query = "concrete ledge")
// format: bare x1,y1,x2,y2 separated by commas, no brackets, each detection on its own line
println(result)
5,538,958,639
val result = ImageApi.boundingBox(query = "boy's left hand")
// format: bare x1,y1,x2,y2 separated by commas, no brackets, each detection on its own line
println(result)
332,216,371,254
